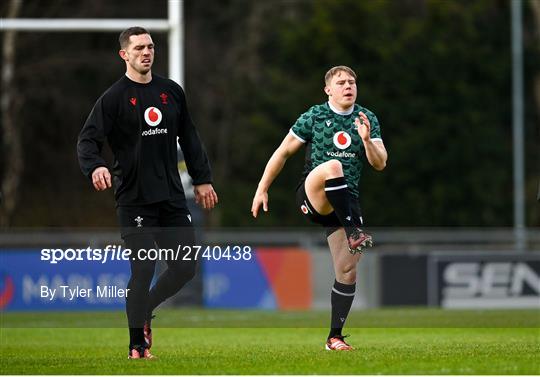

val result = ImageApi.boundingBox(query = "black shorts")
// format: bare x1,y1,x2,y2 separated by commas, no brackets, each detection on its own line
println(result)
295,180,363,237
116,198,193,239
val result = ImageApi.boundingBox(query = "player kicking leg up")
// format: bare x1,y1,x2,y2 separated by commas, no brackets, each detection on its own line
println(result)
300,160,367,350
304,159,372,253
252,65,387,351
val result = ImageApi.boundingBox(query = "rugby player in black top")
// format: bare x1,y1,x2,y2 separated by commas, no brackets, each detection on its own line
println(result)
77,27,218,359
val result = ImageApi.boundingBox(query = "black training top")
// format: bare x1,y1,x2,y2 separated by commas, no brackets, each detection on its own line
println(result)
77,74,212,206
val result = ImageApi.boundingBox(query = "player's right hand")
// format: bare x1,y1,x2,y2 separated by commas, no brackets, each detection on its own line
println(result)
251,191,268,218
355,111,371,141
91,167,112,191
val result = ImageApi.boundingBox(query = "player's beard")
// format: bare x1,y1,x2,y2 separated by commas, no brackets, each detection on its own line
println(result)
130,60,152,75
138,66,151,74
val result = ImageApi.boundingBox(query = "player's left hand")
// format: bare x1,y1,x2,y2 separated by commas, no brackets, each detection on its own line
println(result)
355,112,371,141
194,184,218,210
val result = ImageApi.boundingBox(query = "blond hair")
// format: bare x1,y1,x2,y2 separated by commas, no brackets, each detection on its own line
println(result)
324,66,357,85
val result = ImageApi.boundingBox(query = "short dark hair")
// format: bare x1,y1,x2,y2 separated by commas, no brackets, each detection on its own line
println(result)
119,26,150,49
324,66,357,85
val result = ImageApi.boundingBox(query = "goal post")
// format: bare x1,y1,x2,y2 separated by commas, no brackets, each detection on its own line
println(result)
0,0,184,85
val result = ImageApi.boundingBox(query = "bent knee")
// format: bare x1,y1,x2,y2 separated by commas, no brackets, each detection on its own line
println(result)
340,263,356,275
326,159,343,175
337,264,357,283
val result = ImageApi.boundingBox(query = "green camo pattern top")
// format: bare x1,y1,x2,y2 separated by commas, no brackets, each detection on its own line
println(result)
290,102,382,198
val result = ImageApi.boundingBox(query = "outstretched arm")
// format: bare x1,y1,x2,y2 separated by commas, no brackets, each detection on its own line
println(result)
251,133,304,218
355,112,387,171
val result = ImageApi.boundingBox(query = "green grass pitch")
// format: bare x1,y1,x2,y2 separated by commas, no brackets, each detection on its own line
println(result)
1,308,539,374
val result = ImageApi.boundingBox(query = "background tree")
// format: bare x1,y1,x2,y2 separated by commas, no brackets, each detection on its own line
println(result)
0,0,23,226
1,0,538,228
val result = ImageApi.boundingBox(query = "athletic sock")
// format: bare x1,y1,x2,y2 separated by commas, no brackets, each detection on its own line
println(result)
129,327,145,348
328,280,356,339
324,177,357,237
